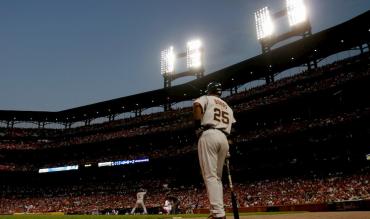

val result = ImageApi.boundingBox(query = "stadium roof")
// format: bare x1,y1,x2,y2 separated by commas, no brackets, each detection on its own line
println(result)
1,10,369,125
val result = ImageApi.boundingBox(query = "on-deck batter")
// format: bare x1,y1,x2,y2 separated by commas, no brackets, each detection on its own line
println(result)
193,82,236,219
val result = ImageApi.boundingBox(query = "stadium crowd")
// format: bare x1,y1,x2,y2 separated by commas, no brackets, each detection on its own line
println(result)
1,170,370,214
236,107,370,143
1,103,369,173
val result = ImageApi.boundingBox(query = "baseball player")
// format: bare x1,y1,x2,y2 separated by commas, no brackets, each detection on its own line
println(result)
163,199,172,215
193,82,236,219
130,189,147,214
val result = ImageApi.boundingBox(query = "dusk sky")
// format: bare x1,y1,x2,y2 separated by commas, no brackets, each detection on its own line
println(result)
0,0,369,111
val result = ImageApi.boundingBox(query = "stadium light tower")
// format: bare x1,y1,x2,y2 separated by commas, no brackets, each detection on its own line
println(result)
161,39,205,111
187,39,203,69
161,46,175,76
287,0,308,26
254,6,275,84
254,7,274,41
186,39,204,79
254,0,316,84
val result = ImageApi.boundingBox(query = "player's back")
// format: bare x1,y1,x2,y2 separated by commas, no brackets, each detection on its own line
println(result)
198,95,235,134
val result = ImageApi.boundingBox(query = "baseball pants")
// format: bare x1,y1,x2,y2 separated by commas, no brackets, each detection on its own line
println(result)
198,129,229,218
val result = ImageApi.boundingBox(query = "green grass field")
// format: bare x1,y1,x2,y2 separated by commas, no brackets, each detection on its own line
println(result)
0,212,304,219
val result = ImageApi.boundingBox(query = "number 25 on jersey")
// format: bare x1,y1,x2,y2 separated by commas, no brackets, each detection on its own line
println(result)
214,108,229,124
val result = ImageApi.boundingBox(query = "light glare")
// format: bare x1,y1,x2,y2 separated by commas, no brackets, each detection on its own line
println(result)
161,46,175,75
187,39,203,69
287,0,307,26
254,7,274,40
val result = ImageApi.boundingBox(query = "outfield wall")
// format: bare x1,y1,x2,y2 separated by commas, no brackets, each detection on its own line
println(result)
194,199,370,214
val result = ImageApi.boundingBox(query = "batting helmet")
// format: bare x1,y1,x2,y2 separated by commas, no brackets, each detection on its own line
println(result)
206,81,222,96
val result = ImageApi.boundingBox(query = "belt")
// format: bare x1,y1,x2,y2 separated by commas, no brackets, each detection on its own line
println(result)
202,126,228,136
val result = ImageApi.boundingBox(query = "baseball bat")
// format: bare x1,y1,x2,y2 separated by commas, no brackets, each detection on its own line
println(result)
225,156,239,219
